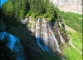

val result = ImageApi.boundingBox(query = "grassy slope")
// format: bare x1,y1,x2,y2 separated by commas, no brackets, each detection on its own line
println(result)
63,46,82,60
63,31,82,60
60,11,82,60
67,31,82,52
59,11,82,33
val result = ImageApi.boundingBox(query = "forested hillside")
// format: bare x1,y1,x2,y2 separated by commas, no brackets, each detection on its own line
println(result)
0,0,82,60
2,0,59,20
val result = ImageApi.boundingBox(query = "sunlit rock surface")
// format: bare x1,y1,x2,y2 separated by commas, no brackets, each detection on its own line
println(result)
20,16,35,33
49,0,82,14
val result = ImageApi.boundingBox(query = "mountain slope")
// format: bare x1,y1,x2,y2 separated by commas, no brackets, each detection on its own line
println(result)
49,0,82,14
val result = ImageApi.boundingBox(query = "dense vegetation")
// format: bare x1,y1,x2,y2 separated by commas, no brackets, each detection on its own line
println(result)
63,30,82,60
58,11,82,33
58,8,82,60
2,0,59,21
1,0,82,31
58,11,82,60
0,0,82,60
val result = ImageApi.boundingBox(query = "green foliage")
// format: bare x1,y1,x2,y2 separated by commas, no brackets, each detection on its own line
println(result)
2,0,13,16
63,46,82,60
45,2,58,18
63,31,82,60
28,0,44,13
14,2,19,18
1,0,82,60
59,11,82,33
2,0,29,18
67,31,82,51
2,0,59,21
19,0,27,17
26,0,59,20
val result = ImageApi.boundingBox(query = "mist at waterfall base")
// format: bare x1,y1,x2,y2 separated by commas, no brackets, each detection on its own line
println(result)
35,18,65,60
0,32,25,60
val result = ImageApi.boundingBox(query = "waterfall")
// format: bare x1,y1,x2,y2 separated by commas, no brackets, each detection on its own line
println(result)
35,18,66,60
41,18,48,47
35,18,62,53
57,28,65,44
48,23,61,53
35,18,45,51
0,32,26,60
35,18,50,52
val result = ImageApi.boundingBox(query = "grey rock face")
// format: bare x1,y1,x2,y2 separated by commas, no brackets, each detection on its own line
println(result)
49,0,82,14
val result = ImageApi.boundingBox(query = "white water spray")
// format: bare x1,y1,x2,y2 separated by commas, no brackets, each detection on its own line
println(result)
35,18,62,53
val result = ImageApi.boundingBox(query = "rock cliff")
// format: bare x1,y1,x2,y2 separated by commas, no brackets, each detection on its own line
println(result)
49,0,82,14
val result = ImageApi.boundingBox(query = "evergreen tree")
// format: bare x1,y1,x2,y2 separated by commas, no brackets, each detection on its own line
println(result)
6,0,13,16
2,0,59,20
14,1,19,18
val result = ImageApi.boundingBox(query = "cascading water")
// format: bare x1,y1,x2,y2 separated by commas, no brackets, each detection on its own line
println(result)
57,28,65,44
48,23,61,53
35,18,50,52
0,32,26,60
53,22,65,44
35,18,62,53
41,18,48,47
35,18,45,51
35,18,66,60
